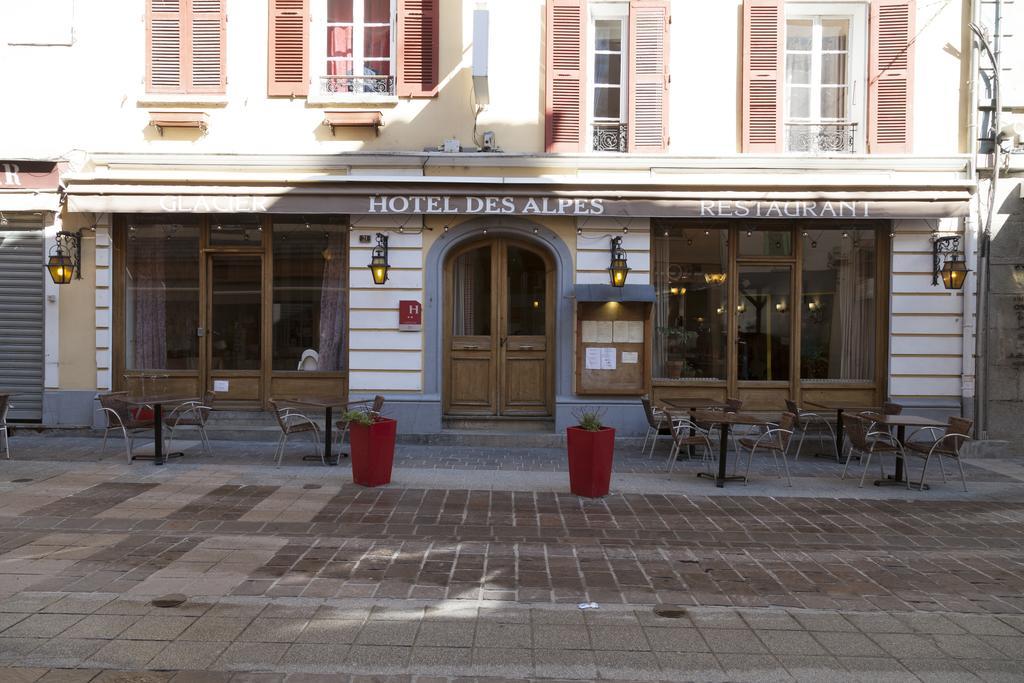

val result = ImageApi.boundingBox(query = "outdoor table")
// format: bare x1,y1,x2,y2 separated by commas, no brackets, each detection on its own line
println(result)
659,399,730,459
276,397,351,466
866,414,947,489
692,410,770,487
803,401,881,460
123,394,199,466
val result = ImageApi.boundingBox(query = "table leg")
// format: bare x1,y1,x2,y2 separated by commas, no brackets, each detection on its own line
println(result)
688,408,696,459
324,407,335,466
894,425,905,483
153,403,163,467
717,423,729,486
834,408,844,458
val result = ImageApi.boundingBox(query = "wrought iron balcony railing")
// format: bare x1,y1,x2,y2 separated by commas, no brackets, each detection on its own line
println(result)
785,122,858,154
321,75,396,96
592,122,628,152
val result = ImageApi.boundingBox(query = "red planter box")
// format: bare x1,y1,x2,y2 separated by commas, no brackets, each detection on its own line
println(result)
349,417,397,487
566,426,615,497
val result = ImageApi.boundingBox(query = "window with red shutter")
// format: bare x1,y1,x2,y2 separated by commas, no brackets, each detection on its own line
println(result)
146,0,225,94
545,0,587,152
397,0,438,97
268,0,310,97
868,0,914,152
628,0,669,153
742,0,784,152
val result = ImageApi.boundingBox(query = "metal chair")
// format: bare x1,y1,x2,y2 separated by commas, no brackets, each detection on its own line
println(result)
269,400,323,467
697,397,745,458
0,395,12,459
663,410,715,473
97,392,154,463
904,417,974,491
640,396,671,457
840,414,907,488
164,391,215,456
785,399,837,461
738,412,796,487
335,395,385,449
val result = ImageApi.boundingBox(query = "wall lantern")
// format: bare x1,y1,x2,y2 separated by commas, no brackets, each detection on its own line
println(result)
932,236,969,290
368,232,390,285
608,236,630,287
704,272,727,285
46,230,82,285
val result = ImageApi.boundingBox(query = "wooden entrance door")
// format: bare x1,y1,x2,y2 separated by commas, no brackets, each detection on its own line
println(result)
444,239,553,417
732,263,796,409
205,254,264,406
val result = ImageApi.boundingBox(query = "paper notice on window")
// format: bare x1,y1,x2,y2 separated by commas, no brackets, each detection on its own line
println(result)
612,320,630,343
621,351,639,364
585,347,602,370
595,321,614,343
213,380,229,392
601,347,617,370
628,321,645,343
582,320,599,343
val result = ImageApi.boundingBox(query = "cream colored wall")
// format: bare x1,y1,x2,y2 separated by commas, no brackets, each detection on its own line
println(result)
56,213,99,390
0,0,967,158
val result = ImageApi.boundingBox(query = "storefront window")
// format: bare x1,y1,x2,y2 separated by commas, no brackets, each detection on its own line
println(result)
737,265,792,381
653,227,728,379
800,229,876,380
738,228,793,256
271,219,347,371
209,215,262,246
124,217,200,370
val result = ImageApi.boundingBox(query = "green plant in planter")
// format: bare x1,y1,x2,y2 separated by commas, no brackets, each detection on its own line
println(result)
572,407,606,431
340,409,375,426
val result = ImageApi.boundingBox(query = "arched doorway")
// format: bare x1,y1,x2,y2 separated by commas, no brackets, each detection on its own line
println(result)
443,237,554,416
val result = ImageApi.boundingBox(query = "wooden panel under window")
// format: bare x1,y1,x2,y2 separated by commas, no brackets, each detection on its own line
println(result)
270,375,347,402
736,382,790,411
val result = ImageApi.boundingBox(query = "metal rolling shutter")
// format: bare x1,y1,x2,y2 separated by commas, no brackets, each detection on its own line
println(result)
0,228,44,421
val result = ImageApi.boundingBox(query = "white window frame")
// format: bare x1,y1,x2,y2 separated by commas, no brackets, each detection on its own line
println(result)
309,0,398,101
587,2,629,152
784,2,867,152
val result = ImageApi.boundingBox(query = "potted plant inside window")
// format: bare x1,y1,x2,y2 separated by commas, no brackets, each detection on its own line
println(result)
566,407,615,498
341,409,397,487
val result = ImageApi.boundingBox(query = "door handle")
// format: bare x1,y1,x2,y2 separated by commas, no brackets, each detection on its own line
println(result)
462,344,479,349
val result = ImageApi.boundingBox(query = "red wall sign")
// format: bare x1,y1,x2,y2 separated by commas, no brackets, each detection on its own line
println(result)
399,300,422,331
1,161,60,190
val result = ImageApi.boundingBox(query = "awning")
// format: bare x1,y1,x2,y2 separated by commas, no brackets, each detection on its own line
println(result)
575,284,656,303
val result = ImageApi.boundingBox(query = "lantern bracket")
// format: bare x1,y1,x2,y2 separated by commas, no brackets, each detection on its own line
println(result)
932,235,961,286
54,230,83,280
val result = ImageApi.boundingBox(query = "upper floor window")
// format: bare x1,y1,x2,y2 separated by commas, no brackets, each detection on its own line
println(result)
783,4,865,153
589,6,628,152
323,0,396,95
145,0,226,95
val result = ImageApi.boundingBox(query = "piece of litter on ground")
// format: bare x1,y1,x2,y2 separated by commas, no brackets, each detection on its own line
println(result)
577,602,599,609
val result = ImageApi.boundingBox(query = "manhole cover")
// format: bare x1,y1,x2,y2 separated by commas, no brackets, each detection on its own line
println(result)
303,484,322,490
653,606,688,619
11,478,33,483
151,594,187,608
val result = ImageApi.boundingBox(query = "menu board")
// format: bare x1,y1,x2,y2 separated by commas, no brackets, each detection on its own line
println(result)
576,301,651,395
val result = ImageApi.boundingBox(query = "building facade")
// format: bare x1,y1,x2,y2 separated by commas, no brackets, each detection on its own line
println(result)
0,0,1006,437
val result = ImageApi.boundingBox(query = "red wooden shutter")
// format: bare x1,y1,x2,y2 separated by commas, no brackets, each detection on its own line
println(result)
868,0,915,152
190,0,226,93
147,0,184,93
397,0,439,97
628,0,669,153
268,0,309,97
741,0,783,152
545,0,586,153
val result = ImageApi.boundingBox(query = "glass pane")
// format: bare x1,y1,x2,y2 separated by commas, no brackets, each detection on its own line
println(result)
787,86,810,119
272,218,347,372
595,20,621,51
453,246,491,336
653,225,728,380
364,25,390,59
327,26,353,58
363,59,392,77
593,53,621,85
785,53,811,85
593,87,620,120
124,217,200,371
737,266,791,381
364,0,390,23
821,19,849,51
208,215,262,246
820,86,847,119
821,52,847,85
328,0,353,23
210,257,261,371
801,230,876,380
738,230,793,257
506,246,546,336
786,19,812,50
328,59,354,76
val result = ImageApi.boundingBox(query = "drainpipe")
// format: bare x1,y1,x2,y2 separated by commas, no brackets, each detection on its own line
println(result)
965,0,979,423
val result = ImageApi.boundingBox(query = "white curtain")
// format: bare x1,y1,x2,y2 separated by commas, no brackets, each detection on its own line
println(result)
654,234,671,375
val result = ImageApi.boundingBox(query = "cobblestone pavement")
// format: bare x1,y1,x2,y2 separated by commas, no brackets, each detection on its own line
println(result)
1,436,1023,681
